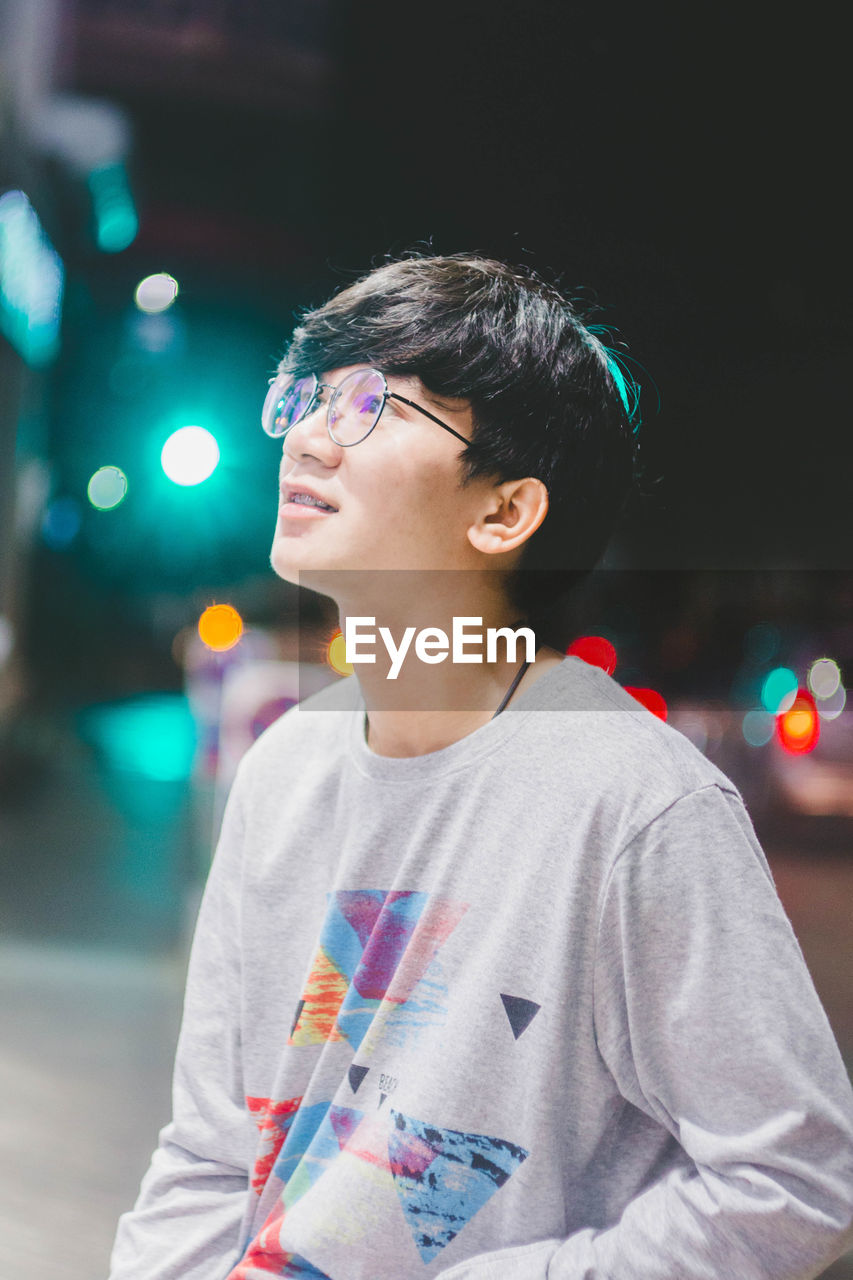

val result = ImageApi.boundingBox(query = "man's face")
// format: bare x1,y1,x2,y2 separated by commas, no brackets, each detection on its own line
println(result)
270,364,487,589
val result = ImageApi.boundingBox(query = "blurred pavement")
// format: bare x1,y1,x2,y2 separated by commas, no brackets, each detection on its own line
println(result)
0,940,184,1280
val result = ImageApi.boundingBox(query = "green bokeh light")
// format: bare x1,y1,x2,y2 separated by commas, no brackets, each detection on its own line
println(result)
88,163,139,253
79,694,197,781
760,667,798,715
87,465,128,510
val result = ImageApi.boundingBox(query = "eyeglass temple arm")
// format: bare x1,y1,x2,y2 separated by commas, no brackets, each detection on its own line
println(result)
386,392,470,445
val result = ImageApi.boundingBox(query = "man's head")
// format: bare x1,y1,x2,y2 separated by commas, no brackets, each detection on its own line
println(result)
269,253,641,639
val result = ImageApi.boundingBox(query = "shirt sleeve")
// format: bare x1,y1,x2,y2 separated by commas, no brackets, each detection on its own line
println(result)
108,763,251,1280
435,783,853,1280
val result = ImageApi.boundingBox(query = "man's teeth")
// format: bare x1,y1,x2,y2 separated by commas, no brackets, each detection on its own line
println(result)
291,493,335,510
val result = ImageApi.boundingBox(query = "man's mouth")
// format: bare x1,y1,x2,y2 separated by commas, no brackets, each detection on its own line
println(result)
287,493,337,512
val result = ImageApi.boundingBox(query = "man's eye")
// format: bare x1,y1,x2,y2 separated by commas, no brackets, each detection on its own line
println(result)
353,393,383,416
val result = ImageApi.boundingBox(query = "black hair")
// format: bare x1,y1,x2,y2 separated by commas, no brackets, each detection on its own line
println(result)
278,252,645,645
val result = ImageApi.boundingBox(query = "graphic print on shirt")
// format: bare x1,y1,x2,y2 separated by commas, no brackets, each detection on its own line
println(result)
230,890,484,1280
500,993,541,1039
236,1103,530,1276
288,889,468,1055
348,1062,369,1094
246,1096,303,1195
388,1109,529,1263
231,1194,330,1280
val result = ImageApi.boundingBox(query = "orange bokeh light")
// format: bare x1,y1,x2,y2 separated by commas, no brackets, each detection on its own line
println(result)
198,604,244,652
776,689,820,754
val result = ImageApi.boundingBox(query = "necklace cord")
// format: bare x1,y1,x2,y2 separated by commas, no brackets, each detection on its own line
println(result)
491,615,537,719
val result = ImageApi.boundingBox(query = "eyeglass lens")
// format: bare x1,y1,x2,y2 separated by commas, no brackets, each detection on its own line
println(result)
262,368,388,445
262,374,317,438
328,369,386,445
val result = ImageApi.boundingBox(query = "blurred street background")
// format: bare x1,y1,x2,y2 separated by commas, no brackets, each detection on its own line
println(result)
1,1,851,1276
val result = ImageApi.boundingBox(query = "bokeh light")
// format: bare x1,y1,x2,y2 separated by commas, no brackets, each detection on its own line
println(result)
79,694,196,781
87,162,138,252
817,684,847,721
623,687,667,720
808,657,841,700
0,189,64,366
776,689,819,755
134,272,179,313
327,630,354,677
760,666,798,715
742,708,775,747
567,635,618,675
161,426,220,486
198,604,244,652
87,465,128,510
42,496,82,547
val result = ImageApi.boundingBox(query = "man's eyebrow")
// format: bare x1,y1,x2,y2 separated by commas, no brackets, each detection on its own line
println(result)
423,391,465,413
395,381,467,414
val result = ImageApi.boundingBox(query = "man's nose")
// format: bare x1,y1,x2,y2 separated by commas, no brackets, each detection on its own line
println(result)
283,401,339,462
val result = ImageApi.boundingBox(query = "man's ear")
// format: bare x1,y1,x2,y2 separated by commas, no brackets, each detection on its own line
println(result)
466,477,549,555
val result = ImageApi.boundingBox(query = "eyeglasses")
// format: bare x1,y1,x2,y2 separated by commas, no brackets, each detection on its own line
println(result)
261,367,469,448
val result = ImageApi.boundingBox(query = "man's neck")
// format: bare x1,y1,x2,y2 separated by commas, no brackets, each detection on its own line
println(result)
325,580,563,758
357,635,566,758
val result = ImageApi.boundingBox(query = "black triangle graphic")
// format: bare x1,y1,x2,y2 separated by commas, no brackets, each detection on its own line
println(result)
349,1063,369,1093
289,998,305,1038
500,993,540,1040
378,1092,388,1108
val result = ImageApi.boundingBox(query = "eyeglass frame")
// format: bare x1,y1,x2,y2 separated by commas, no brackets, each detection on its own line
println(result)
264,367,470,448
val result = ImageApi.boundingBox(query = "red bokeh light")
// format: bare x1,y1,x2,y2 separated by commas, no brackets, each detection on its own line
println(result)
623,687,668,721
566,635,618,676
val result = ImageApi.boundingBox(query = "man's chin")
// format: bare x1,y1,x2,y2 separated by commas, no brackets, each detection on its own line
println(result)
269,551,350,602
269,544,300,587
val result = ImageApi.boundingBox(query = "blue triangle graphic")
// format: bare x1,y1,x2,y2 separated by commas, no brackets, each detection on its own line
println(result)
387,1109,529,1263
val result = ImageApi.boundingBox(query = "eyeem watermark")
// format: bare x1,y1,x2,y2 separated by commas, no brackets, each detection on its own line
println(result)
344,616,537,679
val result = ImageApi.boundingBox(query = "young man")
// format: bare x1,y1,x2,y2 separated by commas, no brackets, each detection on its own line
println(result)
109,255,853,1279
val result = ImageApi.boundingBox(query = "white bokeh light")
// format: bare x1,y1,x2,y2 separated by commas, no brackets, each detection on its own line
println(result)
87,465,128,510
160,426,220,486
808,657,841,700
742,708,775,747
816,683,847,721
134,272,179,313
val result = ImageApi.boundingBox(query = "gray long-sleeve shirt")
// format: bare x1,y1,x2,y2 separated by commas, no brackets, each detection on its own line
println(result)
109,655,853,1278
